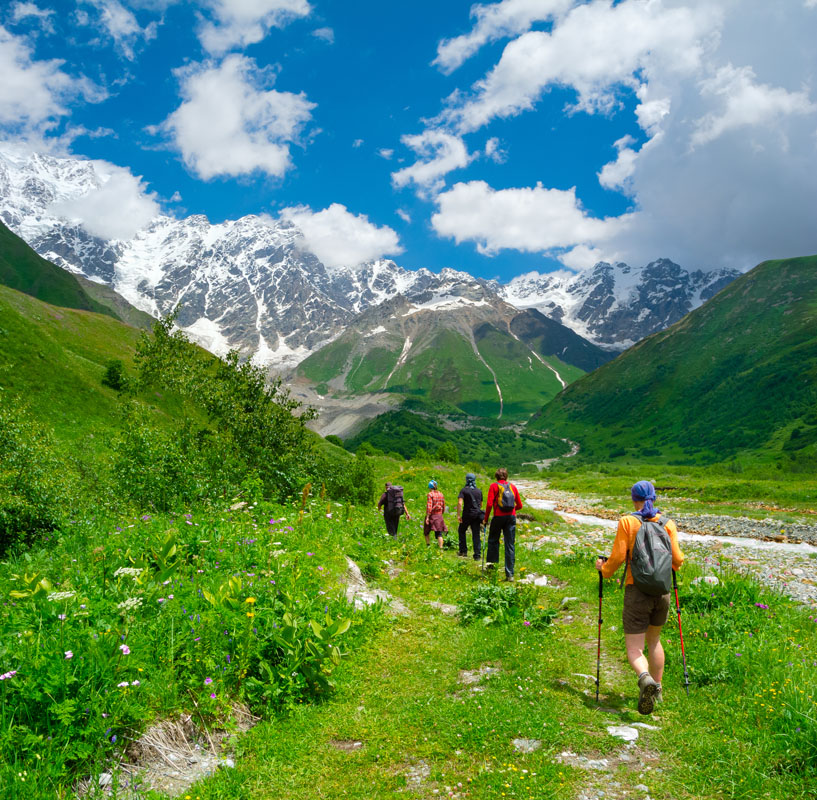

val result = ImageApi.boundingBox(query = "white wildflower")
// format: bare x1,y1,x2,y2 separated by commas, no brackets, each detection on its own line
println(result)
113,567,143,579
47,591,76,602
117,597,143,611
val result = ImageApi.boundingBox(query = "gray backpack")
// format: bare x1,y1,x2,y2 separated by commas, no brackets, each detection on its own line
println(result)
622,517,673,596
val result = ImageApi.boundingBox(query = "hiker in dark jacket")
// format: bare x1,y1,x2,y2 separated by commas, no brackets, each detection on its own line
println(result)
423,480,447,549
483,468,522,580
377,482,411,537
457,472,483,559
595,480,685,714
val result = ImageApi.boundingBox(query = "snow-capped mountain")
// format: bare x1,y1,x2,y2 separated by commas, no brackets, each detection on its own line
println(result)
0,145,742,366
500,260,741,350
0,145,493,369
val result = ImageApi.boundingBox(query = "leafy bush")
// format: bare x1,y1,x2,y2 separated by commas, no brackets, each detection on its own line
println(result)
458,583,531,626
325,434,344,448
0,400,72,552
101,359,129,393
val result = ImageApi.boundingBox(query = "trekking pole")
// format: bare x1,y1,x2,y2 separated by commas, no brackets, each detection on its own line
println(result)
596,556,606,703
480,524,486,574
672,571,691,696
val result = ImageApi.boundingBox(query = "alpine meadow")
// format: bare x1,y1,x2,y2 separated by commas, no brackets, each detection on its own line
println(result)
1,1,817,799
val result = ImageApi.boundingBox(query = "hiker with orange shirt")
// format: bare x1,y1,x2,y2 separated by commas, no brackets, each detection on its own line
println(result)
483,468,523,580
595,480,685,715
423,480,447,549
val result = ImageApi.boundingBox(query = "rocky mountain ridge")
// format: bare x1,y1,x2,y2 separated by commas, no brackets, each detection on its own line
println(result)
0,145,743,366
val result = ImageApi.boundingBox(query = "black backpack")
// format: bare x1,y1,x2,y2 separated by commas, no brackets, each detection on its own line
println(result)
623,516,673,596
385,485,405,515
496,482,516,512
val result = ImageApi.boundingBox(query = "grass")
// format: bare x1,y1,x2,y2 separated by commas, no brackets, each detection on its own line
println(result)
3,463,816,799
0,284,205,457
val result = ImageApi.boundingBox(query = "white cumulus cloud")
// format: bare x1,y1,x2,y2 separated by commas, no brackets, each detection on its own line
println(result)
0,25,104,136
691,64,816,147
158,54,315,180
49,165,159,239
431,180,631,256
445,0,718,133
433,0,572,74
198,0,311,55
280,203,403,268
9,2,55,33
79,0,158,60
391,130,474,197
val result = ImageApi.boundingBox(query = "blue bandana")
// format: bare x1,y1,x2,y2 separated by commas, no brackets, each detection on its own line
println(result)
631,480,660,520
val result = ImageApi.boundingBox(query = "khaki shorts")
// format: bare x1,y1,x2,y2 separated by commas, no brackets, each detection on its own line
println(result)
622,584,670,634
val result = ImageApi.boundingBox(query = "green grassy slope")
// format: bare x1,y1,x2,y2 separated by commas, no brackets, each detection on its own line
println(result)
474,322,569,418
0,220,118,318
0,284,196,452
388,328,502,416
74,273,155,329
534,255,817,463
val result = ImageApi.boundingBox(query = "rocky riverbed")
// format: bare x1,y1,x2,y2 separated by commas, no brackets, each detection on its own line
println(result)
516,482,817,610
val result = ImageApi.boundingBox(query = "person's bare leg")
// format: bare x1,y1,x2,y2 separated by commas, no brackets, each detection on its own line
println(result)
645,625,665,683
625,633,649,676
424,533,431,546
436,535,444,550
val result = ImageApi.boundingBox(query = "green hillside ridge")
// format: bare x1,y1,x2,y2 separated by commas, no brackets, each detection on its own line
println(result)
0,219,118,318
74,272,156,329
534,255,817,466
0,283,163,448
346,396,570,467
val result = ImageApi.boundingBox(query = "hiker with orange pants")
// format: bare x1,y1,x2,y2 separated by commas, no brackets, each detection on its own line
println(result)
595,480,685,715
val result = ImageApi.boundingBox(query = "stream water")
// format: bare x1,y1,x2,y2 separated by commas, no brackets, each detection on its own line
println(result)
524,497,817,556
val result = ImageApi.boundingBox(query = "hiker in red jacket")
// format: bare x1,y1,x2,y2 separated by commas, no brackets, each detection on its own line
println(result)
483,468,522,580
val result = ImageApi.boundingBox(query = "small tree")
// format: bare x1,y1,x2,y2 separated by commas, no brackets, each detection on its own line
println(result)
436,441,459,463
102,359,129,393
325,434,345,448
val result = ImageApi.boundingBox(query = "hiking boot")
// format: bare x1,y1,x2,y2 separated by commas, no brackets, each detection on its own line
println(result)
654,684,663,704
637,672,659,715
457,552,468,558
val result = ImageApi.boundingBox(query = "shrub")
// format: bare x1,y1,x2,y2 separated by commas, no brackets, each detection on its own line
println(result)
101,359,129,393
325,434,344,448
0,400,72,552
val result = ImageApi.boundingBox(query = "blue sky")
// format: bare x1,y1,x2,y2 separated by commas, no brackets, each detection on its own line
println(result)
2,0,817,281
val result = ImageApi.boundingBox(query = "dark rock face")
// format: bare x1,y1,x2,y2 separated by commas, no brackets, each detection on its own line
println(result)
510,309,616,372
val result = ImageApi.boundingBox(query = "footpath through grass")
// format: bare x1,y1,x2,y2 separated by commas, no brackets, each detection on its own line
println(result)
2,471,816,799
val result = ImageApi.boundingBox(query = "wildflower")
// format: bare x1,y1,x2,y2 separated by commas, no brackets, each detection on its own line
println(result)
117,681,129,688
48,591,76,602
168,594,174,600
523,621,531,627
0,671,18,680
65,651,73,659
58,614,67,621
755,603,769,609
158,598,165,603
111,735,117,743
117,597,143,611
119,644,131,655
131,680,140,686
245,597,256,605
307,552,314,556
317,566,324,571
113,567,143,578
247,612,255,618
204,677,213,685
